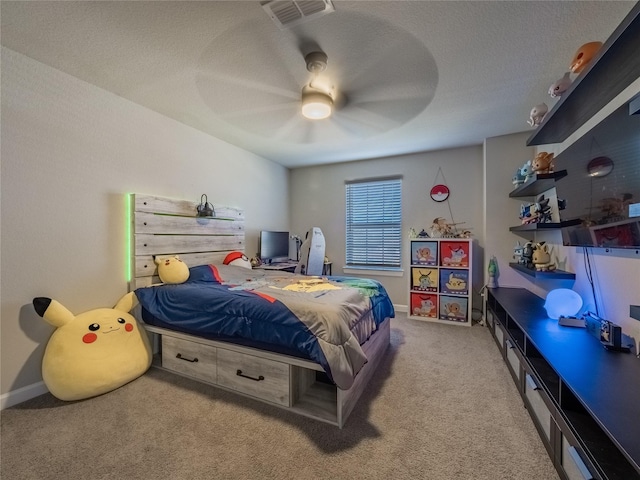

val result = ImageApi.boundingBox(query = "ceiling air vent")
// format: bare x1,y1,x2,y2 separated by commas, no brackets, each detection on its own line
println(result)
262,0,335,29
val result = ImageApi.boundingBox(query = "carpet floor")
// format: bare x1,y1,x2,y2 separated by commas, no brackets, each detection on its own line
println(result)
1,313,558,479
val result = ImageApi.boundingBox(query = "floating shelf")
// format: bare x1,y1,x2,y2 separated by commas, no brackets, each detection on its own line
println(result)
508,262,576,280
509,219,582,235
509,170,568,198
526,3,640,146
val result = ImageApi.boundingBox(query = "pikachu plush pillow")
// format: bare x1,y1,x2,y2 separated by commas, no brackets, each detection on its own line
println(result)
33,292,151,401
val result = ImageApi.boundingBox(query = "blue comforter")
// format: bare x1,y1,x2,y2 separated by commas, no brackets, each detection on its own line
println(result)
135,264,394,389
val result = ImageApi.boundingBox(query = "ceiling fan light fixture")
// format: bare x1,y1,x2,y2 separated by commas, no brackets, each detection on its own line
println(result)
301,89,333,120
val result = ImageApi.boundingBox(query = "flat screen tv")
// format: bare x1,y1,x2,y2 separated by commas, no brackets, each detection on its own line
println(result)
259,231,290,263
556,97,640,250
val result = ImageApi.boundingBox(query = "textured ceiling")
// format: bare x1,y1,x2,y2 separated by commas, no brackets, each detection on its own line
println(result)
1,1,635,168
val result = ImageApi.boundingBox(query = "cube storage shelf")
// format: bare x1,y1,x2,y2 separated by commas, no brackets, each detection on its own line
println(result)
408,238,473,326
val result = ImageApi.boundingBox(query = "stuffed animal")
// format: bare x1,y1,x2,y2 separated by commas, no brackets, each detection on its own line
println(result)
155,255,189,284
223,251,252,269
32,292,151,401
531,151,554,175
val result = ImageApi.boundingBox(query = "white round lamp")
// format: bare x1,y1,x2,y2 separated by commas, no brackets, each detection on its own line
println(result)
544,288,583,320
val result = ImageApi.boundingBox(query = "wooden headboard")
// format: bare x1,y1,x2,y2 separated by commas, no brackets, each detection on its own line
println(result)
130,194,244,289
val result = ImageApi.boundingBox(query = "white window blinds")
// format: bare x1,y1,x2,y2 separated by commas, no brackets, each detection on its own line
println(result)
345,178,402,268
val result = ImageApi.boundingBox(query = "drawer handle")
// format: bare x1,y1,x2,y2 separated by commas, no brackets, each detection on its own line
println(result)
236,369,264,382
176,353,198,363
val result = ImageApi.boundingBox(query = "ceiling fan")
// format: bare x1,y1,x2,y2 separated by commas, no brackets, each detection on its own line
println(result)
194,9,438,144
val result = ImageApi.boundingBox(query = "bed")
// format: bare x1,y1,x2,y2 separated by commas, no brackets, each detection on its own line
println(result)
130,194,393,427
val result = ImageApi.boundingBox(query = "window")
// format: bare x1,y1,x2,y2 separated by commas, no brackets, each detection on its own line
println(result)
345,178,402,269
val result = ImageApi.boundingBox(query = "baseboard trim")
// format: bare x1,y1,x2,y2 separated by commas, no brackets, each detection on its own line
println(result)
394,304,408,313
1,381,48,410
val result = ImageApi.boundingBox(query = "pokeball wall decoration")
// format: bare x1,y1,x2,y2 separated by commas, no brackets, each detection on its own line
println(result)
430,184,450,202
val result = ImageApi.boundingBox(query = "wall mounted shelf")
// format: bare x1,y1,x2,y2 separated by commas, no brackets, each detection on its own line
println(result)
509,170,567,198
526,2,640,146
509,219,581,236
508,262,575,280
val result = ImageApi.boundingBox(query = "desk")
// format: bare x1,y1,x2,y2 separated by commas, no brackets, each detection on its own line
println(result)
253,262,298,273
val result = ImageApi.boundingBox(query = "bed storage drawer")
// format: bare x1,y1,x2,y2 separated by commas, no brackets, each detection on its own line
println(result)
162,336,217,384
217,349,290,407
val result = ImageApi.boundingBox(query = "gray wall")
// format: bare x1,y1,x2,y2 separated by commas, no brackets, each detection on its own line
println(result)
0,48,290,401
290,147,485,308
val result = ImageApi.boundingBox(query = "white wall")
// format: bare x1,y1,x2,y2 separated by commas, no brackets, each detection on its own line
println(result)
290,147,485,309
0,48,290,402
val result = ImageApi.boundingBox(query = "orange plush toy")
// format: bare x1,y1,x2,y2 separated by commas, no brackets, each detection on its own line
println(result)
570,41,602,74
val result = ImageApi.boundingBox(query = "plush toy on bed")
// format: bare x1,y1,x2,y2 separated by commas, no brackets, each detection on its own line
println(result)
155,255,190,283
223,251,252,269
32,292,151,401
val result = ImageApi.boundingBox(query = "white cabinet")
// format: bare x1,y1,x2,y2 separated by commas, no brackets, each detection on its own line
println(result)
408,238,473,326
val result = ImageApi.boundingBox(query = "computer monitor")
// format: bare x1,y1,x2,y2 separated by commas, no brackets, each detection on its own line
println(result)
259,231,290,263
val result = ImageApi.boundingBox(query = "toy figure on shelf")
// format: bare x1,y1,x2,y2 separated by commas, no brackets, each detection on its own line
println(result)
513,242,524,264
514,241,534,268
531,151,554,175
570,41,603,74
520,192,556,225
548,72,572,98
520,160,534,183
417,229,430,238
430,218,469,238
512,167,526,186
532,242,556,271
408,227,418,239
527,103,548,127
430,217,453,237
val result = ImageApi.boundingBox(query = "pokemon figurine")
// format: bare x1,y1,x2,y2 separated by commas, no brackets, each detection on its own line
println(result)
570,41,603,74
528,103,548,127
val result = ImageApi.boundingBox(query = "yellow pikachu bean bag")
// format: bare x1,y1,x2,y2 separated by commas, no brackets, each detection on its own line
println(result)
33,292,151,401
